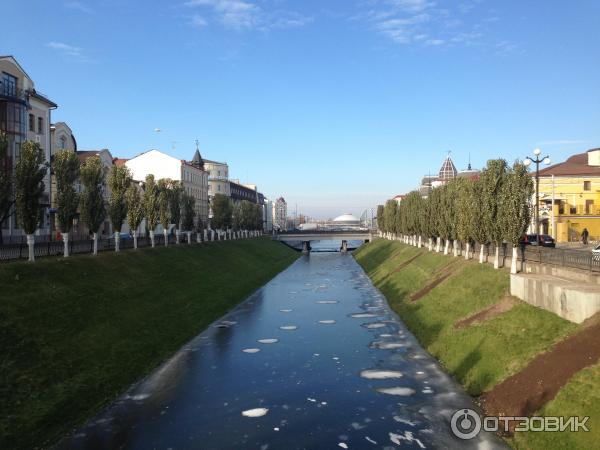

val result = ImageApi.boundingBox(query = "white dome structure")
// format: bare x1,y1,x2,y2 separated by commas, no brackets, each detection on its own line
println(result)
332,213,360,225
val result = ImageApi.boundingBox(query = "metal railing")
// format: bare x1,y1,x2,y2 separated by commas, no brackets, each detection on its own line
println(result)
433,240,600,273
0,232,257,262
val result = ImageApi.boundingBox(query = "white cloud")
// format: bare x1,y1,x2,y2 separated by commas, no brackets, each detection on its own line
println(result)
183,0,311,31
190,14,208,28
359,0,489,47
64,1,93,14
46,41,83,57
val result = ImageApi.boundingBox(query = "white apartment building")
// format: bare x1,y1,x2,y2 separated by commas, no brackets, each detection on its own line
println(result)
1,55,57,239
274,197,287,231
125,149,209,228
263,198,274,232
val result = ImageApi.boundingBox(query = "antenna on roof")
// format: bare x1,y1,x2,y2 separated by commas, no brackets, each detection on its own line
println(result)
468,152,472,170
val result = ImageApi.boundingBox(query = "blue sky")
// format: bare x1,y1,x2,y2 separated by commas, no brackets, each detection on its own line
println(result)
3,0,600,218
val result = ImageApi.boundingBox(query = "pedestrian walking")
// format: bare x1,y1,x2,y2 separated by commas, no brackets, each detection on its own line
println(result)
582,228,589,245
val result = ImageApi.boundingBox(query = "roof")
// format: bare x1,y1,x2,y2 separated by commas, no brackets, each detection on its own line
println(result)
77,149,113,164
0,56,32,82
77,150,101,164
438,155,457,180
537,150,600,177
203,158,227,166
191,148,204,168
112,158,128,166
333,213,359,223
29,89,57,108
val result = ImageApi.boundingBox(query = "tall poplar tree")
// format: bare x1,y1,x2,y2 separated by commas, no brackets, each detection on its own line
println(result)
143,174,159,247
502,161,534,273
15,141,48,262
79,156,106,255
480,159,508,268
54,150,79,257
107,165,131,252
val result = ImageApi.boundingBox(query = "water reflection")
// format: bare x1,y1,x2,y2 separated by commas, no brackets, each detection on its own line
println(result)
57,253,506,450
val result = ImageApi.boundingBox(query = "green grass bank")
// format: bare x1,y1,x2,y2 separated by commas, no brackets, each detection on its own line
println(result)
0,237,297,449
354,239,600,449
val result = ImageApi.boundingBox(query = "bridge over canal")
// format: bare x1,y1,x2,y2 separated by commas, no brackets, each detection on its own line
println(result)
274,230,374,253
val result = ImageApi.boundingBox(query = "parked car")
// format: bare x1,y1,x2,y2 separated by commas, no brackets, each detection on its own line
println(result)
520,234,556,247
592,244,600,261
111,232,132,240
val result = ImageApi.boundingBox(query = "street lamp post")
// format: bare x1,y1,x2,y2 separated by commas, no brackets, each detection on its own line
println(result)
523,148,551,238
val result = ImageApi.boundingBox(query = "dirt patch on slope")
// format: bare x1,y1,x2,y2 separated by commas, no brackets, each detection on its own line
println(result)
480,318,600,418
391,252,424,274
409,261,461,302
454,296,516,329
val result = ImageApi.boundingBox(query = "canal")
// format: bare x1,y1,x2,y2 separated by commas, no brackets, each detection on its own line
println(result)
57,247,506,449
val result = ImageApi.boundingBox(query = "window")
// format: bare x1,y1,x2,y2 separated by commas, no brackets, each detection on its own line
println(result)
218,170,221,176
59,136,66,149
37,117,44,134
1,72,17,97
584,181,591,191
586,200,594,214
218,185,221,192
28,114,34,132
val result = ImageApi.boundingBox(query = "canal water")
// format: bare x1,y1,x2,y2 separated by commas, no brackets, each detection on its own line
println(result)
57,247,506,449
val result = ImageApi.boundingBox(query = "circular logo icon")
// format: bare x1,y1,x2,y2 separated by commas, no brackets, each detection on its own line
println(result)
450,408,481,440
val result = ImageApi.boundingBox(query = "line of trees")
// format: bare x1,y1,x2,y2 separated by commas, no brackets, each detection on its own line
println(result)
0,138,265,262
377,159,533,274
211,193,264,232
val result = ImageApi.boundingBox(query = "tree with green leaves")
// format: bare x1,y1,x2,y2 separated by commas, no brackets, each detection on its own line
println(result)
125,183,144,249
480,159,508,268
232,201,242,231
79,156,106,255
168,180,183,243
107,165,131,252
501,161,534,273
383,199,397,240
376,204,385,236
470,178,489,263
0,132,14,245
455,177,477,260
54,150,80,257
211,193,232,231
15,141,48,262
181,191,196,243
143,174,159,247
157,178,171,246
427,187,443,251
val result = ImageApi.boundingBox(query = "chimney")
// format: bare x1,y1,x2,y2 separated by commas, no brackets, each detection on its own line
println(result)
587,148,600,166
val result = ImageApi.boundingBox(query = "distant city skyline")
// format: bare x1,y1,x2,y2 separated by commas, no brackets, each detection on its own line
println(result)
3,0,599,218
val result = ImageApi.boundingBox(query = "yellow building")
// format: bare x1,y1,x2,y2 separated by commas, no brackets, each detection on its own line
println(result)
536,148,600,242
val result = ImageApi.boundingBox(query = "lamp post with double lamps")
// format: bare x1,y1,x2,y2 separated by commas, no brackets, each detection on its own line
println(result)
523,148,551,240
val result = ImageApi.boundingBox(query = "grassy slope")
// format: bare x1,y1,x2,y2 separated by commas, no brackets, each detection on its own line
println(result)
0,238,297,449
512,362,600,450
354,239,576,395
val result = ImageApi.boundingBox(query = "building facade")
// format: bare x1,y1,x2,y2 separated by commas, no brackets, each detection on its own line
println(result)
1,55,56,239
263,198,273,232
205,159,230,199
535,149,600,242
125,149,209,229
230,180,258,203
274,197,287,231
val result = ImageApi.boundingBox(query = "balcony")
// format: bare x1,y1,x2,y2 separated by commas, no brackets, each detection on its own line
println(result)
0,82,28,104
208,175,228,182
